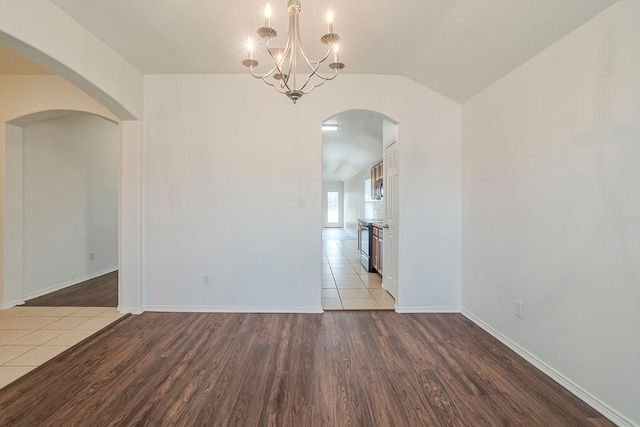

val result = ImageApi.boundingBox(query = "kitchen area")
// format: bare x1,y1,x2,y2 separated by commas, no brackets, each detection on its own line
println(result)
357,158,385,276
322,145,394,310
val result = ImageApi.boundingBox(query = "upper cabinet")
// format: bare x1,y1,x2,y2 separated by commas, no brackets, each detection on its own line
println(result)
370,159,383,200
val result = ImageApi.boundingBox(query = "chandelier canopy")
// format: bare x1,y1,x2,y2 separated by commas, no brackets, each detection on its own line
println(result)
242,0,345,104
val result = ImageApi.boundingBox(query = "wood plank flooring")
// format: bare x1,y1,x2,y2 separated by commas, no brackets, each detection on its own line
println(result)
23,271,118,307
0,312,613,426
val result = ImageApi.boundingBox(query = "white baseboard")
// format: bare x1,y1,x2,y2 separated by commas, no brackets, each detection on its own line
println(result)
118,306,144,315
395,305,460,313
22,267,118,302
144,305,324,314
1,299,26,310
461,309,637,427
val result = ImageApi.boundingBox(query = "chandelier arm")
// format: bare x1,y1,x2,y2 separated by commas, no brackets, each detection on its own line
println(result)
297,62,325,93
300,73,332,95
307,44,333,64
282,45,293,91
259,74,277,88
271,82,289,94
253,69,288,94
297,46,332,76
302,81,323,94
253,70,289,94
290,12,335,93
248,64,279,81
294,17,332,67
264,34,292,65
263,25,294,92
247,46,294,94
263,39,277,61
313,69,340,82
299,64,339,93
291,51,340,93
271,56,292,92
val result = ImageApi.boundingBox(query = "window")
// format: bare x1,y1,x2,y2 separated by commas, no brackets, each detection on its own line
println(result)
364,178,376,218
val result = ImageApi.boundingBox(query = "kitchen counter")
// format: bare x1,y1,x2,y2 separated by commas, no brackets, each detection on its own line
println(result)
358,218,383,226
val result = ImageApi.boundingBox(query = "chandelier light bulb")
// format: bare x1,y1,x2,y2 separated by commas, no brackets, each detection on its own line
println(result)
333,43,339,62
326,9,334,33
247,37,254,59
264,3,272,27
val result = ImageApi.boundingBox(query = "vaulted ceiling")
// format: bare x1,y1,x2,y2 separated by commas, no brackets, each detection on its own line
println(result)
322,110,385,182
49,0,616,103
2,0,618,182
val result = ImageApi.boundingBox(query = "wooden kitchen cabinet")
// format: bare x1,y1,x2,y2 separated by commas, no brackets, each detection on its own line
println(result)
372,224,383,275
370,159,383,200
372,228,378,271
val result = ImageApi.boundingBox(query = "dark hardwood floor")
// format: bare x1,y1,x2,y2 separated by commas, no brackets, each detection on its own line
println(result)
23,271,118,307
0,312,612,426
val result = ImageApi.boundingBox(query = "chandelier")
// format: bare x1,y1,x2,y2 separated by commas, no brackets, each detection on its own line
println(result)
242,0,345,104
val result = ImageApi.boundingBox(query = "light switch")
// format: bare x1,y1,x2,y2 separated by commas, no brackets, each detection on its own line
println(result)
297,196,306,208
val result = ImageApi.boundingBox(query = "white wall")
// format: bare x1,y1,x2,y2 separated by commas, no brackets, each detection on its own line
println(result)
21,114,119,298
461,1,640,424
3,124,23,305
344,168,383,237
143,74,461,312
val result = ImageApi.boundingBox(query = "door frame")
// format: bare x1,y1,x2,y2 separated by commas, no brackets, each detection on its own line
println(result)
320,109,399,309
382,138,399,300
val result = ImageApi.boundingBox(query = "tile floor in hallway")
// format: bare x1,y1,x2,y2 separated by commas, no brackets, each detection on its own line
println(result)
322,231,395,310
0,306,125,389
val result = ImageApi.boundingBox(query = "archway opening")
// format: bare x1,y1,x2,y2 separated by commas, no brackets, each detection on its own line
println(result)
0,25,144,313
320,109,398,311
5,111,120,307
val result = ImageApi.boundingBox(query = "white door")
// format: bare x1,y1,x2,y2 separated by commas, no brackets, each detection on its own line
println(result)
322,182,343,228
383,140,399,299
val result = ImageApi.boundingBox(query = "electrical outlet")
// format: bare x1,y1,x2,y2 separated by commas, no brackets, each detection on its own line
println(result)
203,274,210,286
515,300,524,319
89,251,95,261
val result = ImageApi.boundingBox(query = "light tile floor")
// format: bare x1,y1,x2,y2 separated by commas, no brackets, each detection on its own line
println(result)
0,306,125,389
322,230,396,310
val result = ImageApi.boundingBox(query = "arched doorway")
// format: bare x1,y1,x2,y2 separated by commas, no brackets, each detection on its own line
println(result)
0,35,138,384
0,33,143,313
5,111,119,306
320,109,398,311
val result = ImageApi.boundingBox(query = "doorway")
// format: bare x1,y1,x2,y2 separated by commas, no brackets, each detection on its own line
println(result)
4,112,120,307
0,46,129,389
320,110,399,310
322,182,344,228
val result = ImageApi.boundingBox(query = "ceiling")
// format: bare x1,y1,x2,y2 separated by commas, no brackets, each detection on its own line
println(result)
49,0,616,103
0,45,53,75
2,0,617,182
323,111,385,182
